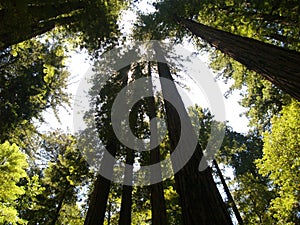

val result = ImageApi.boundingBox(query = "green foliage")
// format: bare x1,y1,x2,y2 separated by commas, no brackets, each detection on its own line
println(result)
210,52,293,132
195,0,298,132
136,0,300,48
219,130,263,176
187,104,278,223
0,39,70,142
232,173,276,224
56,203,85,225
256,100,300,224
194,0,300,49
18,132,89,224
17,175,45,221
0,141,28,224
131,186,152,224
136,0,299,132
164,183,182,225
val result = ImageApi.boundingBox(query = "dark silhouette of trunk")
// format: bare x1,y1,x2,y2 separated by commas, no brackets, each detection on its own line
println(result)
118,148,134,225
50,189,67,225
0,21,56,51
0,1,85,50
213,159,243,225
154,44,233,225
84,143,117,225
146,62,168,225
176,17,300,101
84,67,130,225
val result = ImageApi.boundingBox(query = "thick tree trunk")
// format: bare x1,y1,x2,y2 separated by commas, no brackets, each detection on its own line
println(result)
146,62,168,225
118,148,134,225
0,20,56,51
84,67,130,225
155,44,233,225
176,17,300,101
213,159,243,225
149,127,169,225
0,1,85,50
84,143,117,225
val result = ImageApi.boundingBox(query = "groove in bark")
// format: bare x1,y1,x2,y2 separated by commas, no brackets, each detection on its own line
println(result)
176,17,300,101
146,62,168,225
155,43,233,225
84,66,130,225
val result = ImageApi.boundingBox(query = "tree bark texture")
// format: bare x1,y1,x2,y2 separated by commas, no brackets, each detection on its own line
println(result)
0,1,85,50
84,67,130,225
146,62,169,225
155,43,233,225
177,17,300,101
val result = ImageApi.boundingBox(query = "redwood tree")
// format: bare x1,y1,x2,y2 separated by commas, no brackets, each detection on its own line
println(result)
84,66,130,225
176,17,300,101
0,0,124,52
146,62,168,225
155,43,233,225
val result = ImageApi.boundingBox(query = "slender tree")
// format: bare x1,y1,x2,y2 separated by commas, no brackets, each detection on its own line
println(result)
28,132,88,225
84,66,130,225
146,62,168,225
118,148,134,225
213,159,243,225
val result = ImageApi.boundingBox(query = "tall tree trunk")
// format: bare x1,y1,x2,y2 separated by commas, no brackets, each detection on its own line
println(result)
118,148,134,225
84,143,117,225
0,1,85,50
213,159,243,225
84,67,130,225
50,189,67,225
146,62,168,225
176,17,300,101
155,44,233,225
0,20,56,51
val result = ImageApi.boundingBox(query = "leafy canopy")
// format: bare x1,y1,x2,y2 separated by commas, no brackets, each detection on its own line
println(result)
256,100,300,224
0,141,28,224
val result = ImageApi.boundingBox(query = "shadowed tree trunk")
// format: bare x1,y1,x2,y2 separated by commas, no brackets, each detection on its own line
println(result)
146,62,168,225
0,1,86,50
176,17,300,101
84,143,118,225
84,66,130,225
118,148,134,225
154,43,233,225
50,190,67,225
213,159,243,225
107,200,112,225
